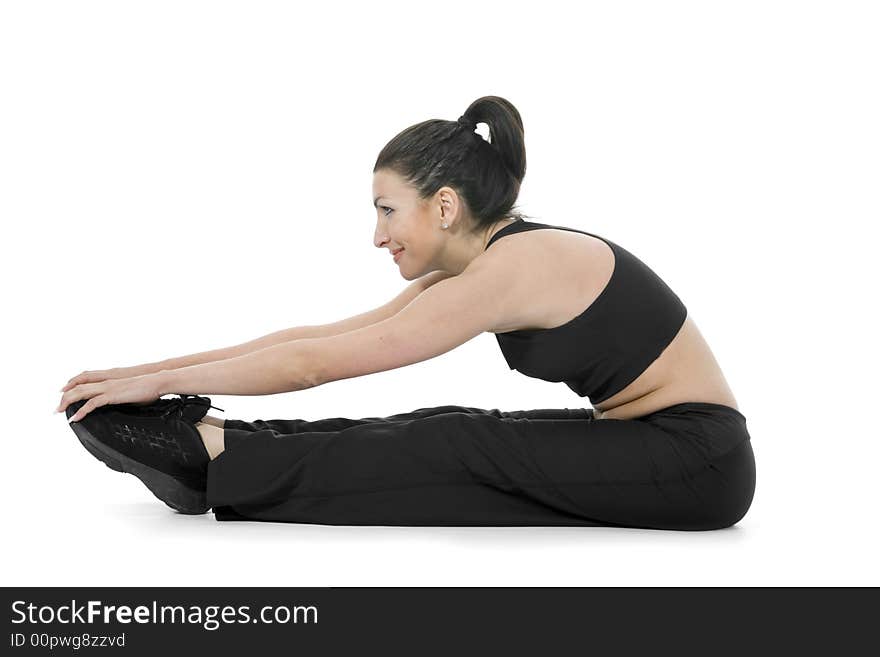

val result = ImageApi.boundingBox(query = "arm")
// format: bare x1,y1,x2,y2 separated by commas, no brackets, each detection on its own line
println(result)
308,258,513,386
157,258,511,396
156,341,318,396
153,270,454,372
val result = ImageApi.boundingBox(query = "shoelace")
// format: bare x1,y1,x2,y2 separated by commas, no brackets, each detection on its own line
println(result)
157,394,225,421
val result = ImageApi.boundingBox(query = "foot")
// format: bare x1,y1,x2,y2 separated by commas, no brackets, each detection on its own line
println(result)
65,395,219,514
107,394,224,424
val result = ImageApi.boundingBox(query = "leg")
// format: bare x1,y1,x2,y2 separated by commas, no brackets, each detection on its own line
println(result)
199,415,226,429
220,405,593,453
195,421,225,460
206,404,754,530
222,405,592,436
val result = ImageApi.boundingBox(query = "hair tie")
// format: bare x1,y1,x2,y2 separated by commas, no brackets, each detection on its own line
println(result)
457,115,477,131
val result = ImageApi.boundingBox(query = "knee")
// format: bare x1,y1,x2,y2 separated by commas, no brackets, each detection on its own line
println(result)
693,440,757,531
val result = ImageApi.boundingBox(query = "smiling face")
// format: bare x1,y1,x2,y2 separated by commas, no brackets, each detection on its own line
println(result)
372,167,512,278
372,168,455,280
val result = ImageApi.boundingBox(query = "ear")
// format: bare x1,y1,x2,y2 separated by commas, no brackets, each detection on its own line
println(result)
436,186,465,224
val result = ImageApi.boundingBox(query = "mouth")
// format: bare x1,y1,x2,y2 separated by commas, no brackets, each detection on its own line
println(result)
391,248,405,257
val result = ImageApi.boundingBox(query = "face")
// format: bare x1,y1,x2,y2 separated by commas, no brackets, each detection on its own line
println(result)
372,168,453,280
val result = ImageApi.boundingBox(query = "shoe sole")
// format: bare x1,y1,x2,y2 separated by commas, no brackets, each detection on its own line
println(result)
70,419,209,515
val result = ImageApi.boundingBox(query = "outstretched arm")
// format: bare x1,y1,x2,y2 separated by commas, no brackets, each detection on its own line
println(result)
57,265,507,419
156,270,454,371
61,270,454,394
157,257,511,396
155,340,320,396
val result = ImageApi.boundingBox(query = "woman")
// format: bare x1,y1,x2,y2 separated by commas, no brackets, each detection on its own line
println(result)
57,95,755,531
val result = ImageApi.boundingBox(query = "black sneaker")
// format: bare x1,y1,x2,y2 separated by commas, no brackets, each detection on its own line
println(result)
66,395,222,514
107,394,224,424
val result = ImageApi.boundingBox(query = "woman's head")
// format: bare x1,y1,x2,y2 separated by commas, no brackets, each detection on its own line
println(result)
372,95,532,278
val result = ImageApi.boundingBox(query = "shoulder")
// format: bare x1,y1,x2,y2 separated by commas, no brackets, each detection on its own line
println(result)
453,238,535,332
481,223,612,271
468,224,616,333
465,236,526,287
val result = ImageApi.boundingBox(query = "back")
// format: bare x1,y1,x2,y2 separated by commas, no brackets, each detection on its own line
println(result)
485,220,688,405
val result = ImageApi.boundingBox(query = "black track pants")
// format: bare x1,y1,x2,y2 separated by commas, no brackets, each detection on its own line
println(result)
206,402,755,531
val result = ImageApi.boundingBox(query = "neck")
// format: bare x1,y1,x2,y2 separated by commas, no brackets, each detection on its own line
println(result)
436,217,518,275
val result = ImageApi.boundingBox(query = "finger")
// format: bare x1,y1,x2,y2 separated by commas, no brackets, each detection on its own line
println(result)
57,383,99,414
69,395,108,423
61,378,81,394
61,373,91,393
68,399,91,422
56,389,75,413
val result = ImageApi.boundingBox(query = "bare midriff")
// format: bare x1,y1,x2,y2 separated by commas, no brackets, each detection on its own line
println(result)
589,313,739,421
484,224,740,422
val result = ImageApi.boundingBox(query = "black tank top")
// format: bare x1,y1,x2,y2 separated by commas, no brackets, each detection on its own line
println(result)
485,220,688,404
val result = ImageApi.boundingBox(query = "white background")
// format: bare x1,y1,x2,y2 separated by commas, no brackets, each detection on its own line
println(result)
2,0,877,586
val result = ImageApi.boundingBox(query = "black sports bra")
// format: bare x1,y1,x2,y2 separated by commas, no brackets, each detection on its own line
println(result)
485,220,688,405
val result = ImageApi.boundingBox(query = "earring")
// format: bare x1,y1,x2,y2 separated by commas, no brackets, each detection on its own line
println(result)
441,222,448,229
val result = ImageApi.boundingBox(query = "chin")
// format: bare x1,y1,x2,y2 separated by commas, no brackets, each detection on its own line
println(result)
398,263,424,281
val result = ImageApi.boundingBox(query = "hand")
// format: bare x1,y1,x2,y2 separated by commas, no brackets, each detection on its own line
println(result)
56,373,167,423
60,365,162,393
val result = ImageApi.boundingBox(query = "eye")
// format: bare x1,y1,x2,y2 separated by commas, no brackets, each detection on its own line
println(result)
381,206,394,216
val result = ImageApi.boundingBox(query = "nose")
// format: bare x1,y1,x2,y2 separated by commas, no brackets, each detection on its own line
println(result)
373,219,389,249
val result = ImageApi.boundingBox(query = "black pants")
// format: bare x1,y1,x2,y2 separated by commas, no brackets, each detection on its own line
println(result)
206,402,755,531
